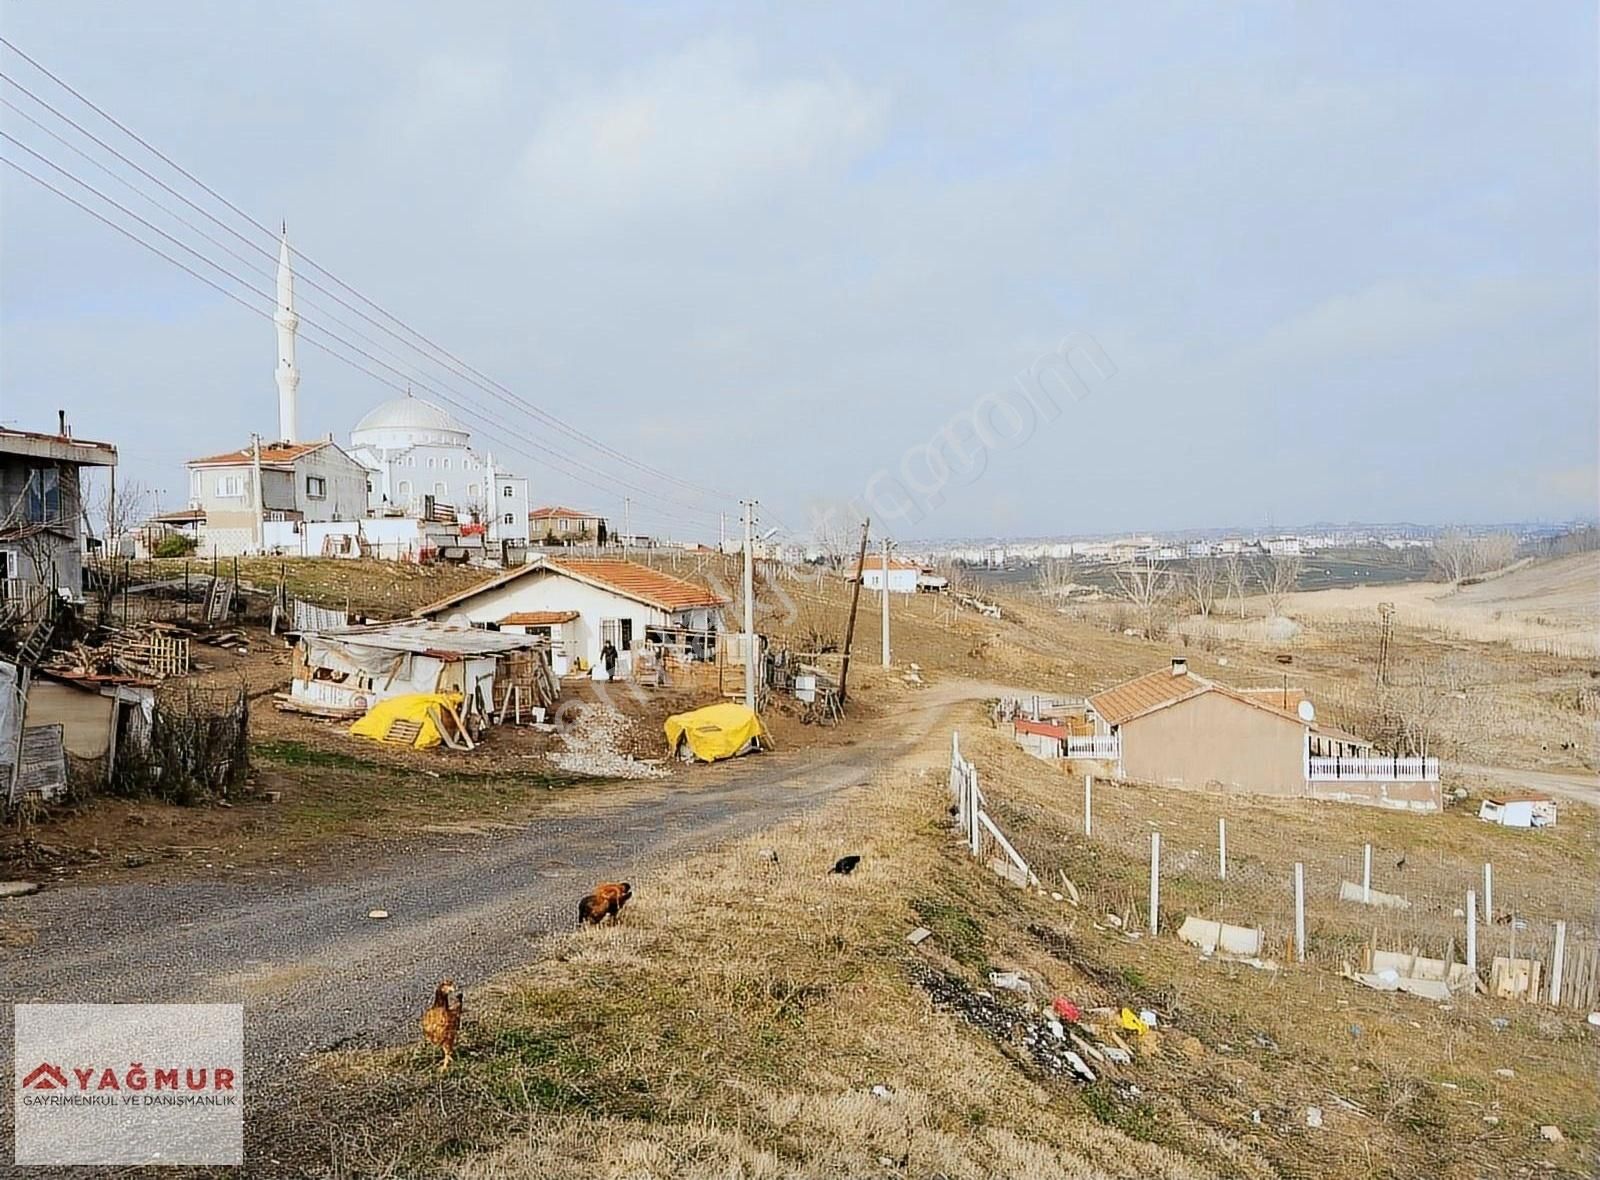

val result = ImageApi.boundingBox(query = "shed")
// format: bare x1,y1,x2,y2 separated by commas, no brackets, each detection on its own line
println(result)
1477,794,1556,829
859,558,922,595
1012,717,1066,760
286,621,552,720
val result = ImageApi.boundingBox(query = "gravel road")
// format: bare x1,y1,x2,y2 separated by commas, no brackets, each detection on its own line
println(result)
0,682,1015,1172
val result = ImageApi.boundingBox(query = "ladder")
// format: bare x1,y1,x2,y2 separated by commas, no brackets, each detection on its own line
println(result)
204,577,235,623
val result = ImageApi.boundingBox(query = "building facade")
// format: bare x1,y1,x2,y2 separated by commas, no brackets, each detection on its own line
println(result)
1,423,118,608
186,440,369,556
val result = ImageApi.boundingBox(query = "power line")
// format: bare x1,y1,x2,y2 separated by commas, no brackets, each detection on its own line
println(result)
0,151,717,534
0,38,739,505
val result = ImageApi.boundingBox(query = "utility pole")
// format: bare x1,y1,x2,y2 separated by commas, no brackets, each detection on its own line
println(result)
880,537,892,667
719,512,726,552
250,433,264,555
837,518,870,702
742,499,757,712
623,496,630,558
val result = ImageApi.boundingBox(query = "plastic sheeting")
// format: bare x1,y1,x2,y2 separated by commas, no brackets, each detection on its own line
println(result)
663,703,766,763
350,692,464,749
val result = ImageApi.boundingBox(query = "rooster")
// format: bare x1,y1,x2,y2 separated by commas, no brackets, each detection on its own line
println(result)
578,882,632,925
420,979,463,1072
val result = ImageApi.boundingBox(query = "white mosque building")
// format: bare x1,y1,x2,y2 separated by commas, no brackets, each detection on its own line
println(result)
347,395,529,548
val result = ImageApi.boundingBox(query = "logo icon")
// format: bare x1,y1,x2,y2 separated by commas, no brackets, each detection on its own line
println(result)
20,1064,67,1091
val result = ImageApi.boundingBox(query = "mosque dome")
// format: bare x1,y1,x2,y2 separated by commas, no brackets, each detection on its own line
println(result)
350,395,471,450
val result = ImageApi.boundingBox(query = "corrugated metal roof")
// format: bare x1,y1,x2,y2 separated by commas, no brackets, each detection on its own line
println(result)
311,621,544,658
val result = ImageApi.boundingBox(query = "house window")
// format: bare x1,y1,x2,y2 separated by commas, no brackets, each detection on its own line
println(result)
215,474,244,498
305,476,327,499
468,483,480,498
502,485,514,497
434,481,447,496
428,457,436,469
443,458,451,470
502,513,514,525
365,479,373,493
24,467,61,522
398,479,412,497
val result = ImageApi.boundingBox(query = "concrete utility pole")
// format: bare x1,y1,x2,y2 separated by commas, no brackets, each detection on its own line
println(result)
623,496,631,558
880,537,892,667
251,433,264,554
742,499,757,712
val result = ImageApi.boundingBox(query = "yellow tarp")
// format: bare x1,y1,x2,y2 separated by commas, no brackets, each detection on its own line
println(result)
349,692,464,750
664,703,767,763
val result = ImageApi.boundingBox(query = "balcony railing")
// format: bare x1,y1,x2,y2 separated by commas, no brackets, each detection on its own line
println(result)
1066,735,1121,760
1308,755,1439,782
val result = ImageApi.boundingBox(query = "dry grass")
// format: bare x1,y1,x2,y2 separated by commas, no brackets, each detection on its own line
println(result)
321,709,1597,1178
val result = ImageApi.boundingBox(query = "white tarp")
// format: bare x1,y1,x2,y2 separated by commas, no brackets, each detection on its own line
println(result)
1177,915,1264,957
1338,880,1412,910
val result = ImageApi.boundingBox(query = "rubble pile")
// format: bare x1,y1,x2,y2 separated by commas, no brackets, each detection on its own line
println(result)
546,703,668,780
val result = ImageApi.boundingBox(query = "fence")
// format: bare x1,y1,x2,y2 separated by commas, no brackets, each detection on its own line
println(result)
1066,735,1121,760
948,733,1600,1014
949,732,1037,887
1307,755,1439,782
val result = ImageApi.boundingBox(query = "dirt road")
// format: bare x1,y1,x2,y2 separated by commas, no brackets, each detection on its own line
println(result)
0,680,1018,1171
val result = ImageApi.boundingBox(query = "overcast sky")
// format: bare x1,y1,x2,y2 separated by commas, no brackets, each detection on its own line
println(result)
1,3,1595,541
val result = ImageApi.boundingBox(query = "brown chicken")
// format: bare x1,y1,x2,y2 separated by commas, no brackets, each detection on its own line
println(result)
578,881,632,926
420,979,463,1072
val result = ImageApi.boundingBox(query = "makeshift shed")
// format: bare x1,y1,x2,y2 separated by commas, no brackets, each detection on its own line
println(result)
664,703,767,763
1012,717,1066,760
284,622,554,721
1478,794,1556,829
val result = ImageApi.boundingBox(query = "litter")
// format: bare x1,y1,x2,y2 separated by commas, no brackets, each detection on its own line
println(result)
1306,1107,1323,1129
367,909,389,920
1119,1008,1149,1036
1345,950,1475,1001
1177,915,1262,958
1063,1051,1096,1082
906,927,933,946
989,971,1031,994
0,881,40,899
1494,1068,1515,1079
870,1085,892,1101
1138,1009,1159,1029
1540,1125,1564,1143
1338,880,1411,910
1051,997,1081,1022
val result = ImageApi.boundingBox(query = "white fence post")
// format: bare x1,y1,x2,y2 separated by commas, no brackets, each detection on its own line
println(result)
1362,843,1372,904
1217,818,1226,882
1483,862,1493,924
1149,832,1161,937
1293,862,1306,963
968,769,981,858
1083,775,1093,837
1550,920,1567,1006
1466,889,1477,975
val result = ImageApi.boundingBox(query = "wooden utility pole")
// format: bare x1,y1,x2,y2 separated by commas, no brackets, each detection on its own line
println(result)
836,518,870,703
742,500,756,712
880,537,892,667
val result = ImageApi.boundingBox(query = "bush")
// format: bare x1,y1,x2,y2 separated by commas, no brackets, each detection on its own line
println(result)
152,532,198,558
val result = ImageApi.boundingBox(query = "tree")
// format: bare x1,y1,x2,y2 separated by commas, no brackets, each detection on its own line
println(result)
1470,532,1517,576
1034,557,1077,602
1112,556,1171,638
807,502,859,572
1221,551,1250,617
1257,554,1302,617
1186,556,1220,618
92,476,151,553
1430,530,1475,584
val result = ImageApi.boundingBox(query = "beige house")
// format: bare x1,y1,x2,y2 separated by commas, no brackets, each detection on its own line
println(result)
529,505,606,544
1085,658,1440,811
186,439,369,555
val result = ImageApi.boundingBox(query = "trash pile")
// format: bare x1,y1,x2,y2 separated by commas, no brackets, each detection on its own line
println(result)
909,961,1175,1087
546,703,668,780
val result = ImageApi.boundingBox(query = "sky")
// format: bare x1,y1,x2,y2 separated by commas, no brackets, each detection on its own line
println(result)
0,2,1595,543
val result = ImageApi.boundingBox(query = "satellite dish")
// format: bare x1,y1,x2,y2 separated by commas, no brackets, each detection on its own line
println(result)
1297,700,1316,723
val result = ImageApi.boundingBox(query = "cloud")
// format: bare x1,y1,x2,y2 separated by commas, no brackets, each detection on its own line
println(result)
516,38,888,216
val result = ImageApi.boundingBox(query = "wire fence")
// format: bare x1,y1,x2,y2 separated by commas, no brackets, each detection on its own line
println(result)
956,734,1600,1014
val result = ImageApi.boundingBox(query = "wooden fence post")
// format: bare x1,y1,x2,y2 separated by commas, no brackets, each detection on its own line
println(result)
1550,920,1567,1006
1149,832,1161,937
1466,889,1478,975
1218,817,1226,882
1294,862,1306,963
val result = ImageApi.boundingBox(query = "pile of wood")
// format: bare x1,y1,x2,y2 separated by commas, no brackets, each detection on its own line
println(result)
41,620,192,680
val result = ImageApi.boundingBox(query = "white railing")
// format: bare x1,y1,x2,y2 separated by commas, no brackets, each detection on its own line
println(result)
1066,735,1121,760
1308,755,1439,782
951,732,1036,886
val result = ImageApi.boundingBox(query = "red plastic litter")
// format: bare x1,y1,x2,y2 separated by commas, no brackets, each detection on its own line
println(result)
1052,997,1081,1022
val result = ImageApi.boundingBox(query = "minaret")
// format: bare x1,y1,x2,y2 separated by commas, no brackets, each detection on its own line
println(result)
274,223,300,442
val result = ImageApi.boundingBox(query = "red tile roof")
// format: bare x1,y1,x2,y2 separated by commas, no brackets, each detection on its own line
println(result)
861,558,924,572
529,505,600,520
552,559,728,610
189,441,328,467
500,610,580,626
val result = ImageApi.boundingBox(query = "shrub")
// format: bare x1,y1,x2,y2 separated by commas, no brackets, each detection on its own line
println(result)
152,532,198,558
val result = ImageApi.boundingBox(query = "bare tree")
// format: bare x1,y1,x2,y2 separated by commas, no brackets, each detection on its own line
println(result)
1257,553,1302,617
92,476,151,553
1469,532,1518,576
1112,556,1171,638
1034,557,1077,602
1185,556,1220,618
1221,551,1250,617
1430,530,1475,584
807,502,859,572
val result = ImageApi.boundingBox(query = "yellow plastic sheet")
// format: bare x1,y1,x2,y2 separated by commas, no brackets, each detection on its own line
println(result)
664,703,766,763
349,692,465,750
1118,1008,1149,1036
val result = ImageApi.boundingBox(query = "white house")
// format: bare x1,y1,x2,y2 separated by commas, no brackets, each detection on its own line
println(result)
416,557,728,674
859,557,922,595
